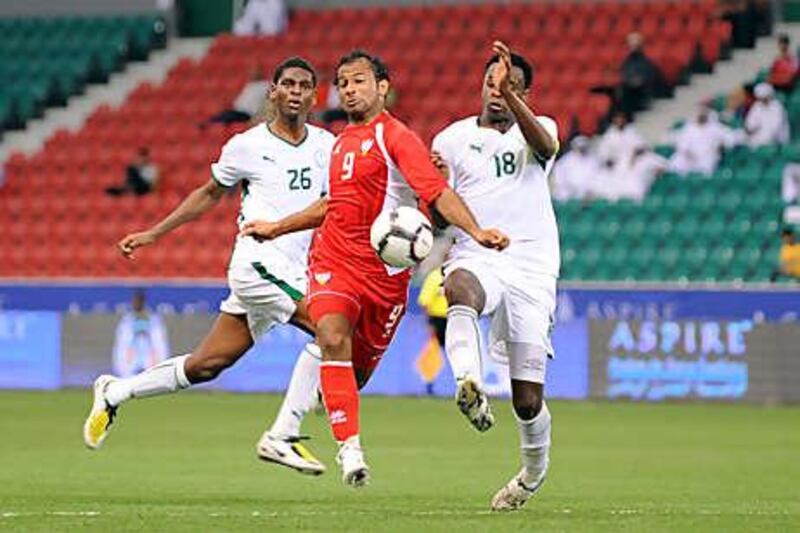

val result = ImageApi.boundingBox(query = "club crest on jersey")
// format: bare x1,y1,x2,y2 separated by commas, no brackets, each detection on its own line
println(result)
360,139,374,154
469,143,483,153
315,272,331,285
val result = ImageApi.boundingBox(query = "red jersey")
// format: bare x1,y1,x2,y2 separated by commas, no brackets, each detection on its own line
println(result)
311,111,447,279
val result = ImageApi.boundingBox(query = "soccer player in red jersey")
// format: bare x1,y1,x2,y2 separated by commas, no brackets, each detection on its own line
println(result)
243,50,509,487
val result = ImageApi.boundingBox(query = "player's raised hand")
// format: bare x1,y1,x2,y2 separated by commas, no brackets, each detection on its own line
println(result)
118,231,157,259
430,151,449,180
240,220,282,242
492,41,513,94
473,228,510,251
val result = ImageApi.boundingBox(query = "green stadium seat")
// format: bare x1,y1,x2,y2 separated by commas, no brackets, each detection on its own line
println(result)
0,13,164,132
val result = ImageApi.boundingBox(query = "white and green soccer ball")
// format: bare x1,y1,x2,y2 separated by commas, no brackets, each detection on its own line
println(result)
370,206,434,268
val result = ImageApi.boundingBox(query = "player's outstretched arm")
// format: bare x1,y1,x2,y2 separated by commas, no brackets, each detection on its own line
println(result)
433,188,509,250
492,41,558,159
240,197,328,242
118,178,227,258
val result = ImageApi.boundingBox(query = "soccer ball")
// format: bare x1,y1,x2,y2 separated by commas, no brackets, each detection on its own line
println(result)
370,206,434,268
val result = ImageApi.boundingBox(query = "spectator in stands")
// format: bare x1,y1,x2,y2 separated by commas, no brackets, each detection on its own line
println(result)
745,82,790,146
596,111,644,170
200,67,268,128
319,80,347,126
724,82,756,124
771,228,800,281
105,147,160,197
768,34,798,93
551,136,600,201
619,32,659,114
669,104,739,176
783,160,800,204
233,0,287,36
602,143,667,202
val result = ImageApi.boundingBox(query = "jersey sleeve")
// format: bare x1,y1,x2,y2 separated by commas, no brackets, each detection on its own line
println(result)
385,123,448,204
431,128,456,188
529,116,560,168
211,135,249,188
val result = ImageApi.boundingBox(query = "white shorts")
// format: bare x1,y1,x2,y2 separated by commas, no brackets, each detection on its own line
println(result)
220,256,307,341
444,248,557,384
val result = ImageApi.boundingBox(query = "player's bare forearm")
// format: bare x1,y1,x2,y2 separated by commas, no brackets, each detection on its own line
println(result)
149,179,226,239
433,189,509,250
492,40,557,159
240,197,327,241
502,88,558,159
433,189,479,235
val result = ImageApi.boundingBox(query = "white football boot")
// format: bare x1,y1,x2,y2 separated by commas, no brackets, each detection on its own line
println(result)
455,378,494,432
490,468,546,511
83,375,119,449
256,432,326,475
336,436,369,488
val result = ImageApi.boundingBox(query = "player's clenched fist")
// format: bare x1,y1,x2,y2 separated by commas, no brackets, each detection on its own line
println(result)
472,228,510,251
118,231,156,259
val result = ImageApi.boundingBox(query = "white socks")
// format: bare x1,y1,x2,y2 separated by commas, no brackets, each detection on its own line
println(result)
515,401,551,486
445,305,482,383
269,343,321,438
104,354,191,407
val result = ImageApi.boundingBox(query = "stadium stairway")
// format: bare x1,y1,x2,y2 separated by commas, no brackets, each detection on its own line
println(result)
0,38,212,164
637,22,800,144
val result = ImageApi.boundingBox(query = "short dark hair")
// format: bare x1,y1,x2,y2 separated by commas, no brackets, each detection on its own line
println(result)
273,57,317,87
779,33,791,45
782,227,795,237
335,50,391,84
484,52,533,89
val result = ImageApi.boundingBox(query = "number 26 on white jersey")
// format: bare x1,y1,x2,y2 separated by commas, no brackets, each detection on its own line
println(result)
341,151,355,180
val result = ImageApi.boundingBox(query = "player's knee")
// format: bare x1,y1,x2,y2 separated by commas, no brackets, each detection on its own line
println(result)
444,270,483,310
512,385,544,421
316,328,350,360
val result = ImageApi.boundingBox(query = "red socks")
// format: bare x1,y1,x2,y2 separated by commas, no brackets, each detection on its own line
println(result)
320,361,359,442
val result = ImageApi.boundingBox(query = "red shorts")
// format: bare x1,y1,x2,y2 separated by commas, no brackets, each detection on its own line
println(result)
307,263,409,373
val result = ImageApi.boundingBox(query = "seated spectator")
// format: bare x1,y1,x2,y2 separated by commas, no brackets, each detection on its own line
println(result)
600,143,667,202
745,83,790,146
783,161,800,204
768,34,798,93
200,68,268,128
669,105,740,176
105,147,160,197
596,111,644,170
619,32,660,114
319,80,347,126
233,0,287,36
551,136,600,201
724,82,756,124
771,228,800,281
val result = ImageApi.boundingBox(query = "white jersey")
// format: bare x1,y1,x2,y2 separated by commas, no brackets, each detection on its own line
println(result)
433,115,561,277
212,123,335,269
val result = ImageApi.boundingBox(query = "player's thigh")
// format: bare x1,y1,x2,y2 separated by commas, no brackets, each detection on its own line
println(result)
289,297,315,336
444,256,504,315
351,291,407,375
502,277,557,374
226,271,301,340
191,312,254,363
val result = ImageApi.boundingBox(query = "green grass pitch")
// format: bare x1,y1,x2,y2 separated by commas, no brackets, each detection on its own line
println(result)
0,390,797,532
